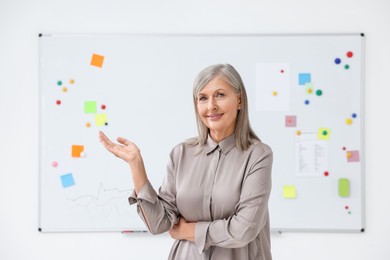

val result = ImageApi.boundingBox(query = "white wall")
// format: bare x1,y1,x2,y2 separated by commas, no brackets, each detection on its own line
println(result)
1,0,389,259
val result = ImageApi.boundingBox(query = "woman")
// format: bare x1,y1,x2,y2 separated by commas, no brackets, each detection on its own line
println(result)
99,64,273,260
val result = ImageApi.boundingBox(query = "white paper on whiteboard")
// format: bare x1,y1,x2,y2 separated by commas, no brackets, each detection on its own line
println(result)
295,133,328,177
255,62,290,111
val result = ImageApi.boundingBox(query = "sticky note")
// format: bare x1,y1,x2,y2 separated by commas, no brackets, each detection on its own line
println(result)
95,113,107,126
346,150,360,162
305,82,314,94
90,53,105,68
72,145,84,157
283,185,296,199
317,128,331,140
285,115,297,127
299,73,311,85
338,178,350,197
84,101,97,114
60,173,75,188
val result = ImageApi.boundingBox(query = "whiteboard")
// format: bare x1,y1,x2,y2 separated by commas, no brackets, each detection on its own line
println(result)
39,33,364,232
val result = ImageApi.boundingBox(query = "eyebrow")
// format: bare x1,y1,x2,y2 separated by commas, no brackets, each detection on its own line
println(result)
198,88,226,96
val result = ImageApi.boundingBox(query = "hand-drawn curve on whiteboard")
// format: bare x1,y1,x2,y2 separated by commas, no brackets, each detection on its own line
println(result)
39,33,364,232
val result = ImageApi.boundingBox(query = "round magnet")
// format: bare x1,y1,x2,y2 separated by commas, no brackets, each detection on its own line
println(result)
62,87,68,93
57,80,62,86
304,100,310,105
335,58,341,64
85,122,91,128
69,79,75,84
346,51,353,58
296,130,301,136
101,104,106,110
344,64,350,70
272,91,278,96
346,118,353,125
316,89,323,96
352,113,357,118
56,100,61,105
52,161,58,167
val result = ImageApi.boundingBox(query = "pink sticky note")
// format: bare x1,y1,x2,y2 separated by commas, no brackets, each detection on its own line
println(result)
285,115,297,127
346,150,360,162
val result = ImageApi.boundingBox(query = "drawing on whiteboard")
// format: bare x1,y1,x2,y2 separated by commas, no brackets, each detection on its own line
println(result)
66,183,132,219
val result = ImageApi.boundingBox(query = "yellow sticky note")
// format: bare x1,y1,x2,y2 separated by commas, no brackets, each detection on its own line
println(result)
72,145,84,158
95,113,107,126
90,53,105,68
317,127,331,140
283,185,297,199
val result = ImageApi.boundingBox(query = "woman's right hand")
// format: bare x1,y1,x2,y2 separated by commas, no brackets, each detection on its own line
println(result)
99,131,141,163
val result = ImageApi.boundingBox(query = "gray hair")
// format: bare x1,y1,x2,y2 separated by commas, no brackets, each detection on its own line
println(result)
187,64,260,151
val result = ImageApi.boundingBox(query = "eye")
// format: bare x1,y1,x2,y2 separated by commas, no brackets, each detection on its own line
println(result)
198,95,208,102
216,92,225,98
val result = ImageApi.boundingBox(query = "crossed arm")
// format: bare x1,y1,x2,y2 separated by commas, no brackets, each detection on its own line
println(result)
99,131,195,241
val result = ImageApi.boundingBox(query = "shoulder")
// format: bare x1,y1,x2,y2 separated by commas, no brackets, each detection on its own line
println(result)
249,140,273,157
169,138,200,158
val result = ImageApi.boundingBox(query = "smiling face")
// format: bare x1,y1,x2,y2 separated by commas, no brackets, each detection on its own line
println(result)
196,77,241,143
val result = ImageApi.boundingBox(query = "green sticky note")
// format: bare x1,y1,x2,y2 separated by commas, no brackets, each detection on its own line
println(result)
84,101,97,114
95,113,107,126
338,178,350,197
283,185,296,199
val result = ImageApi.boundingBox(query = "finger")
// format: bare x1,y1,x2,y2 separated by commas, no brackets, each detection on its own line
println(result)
99,132,118,152
117,137,130,146
99,131,112,144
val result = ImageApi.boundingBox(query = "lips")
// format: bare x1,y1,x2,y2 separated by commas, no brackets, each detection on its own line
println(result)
207,113,223,120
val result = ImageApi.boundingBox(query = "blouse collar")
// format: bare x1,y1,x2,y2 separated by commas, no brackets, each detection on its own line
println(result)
205,134,236,155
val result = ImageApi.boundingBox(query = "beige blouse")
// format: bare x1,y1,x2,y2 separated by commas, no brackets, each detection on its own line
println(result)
129,134,273,260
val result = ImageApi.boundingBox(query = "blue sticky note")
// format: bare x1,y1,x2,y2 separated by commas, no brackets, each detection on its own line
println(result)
299,73,311,85
60,173,75,188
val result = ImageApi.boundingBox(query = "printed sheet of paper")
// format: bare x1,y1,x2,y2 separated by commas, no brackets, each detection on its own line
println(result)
295,133,328,177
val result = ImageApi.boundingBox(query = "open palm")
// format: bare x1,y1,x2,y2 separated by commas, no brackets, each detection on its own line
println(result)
99,131,140,163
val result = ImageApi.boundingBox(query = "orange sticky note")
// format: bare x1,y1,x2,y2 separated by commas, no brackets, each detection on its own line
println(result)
72,145,84,158
90,53,105,68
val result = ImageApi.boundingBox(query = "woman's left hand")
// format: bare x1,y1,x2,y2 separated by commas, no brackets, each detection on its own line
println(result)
169,217,196,242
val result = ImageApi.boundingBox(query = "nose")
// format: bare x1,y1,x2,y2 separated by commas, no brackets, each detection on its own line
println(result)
208,98,217,111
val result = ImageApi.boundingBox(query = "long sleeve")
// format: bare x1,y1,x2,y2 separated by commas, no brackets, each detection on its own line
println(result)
194,148,273,253
128,150,179,235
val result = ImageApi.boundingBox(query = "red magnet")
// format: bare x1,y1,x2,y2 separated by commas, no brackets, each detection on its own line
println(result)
347,51,353,58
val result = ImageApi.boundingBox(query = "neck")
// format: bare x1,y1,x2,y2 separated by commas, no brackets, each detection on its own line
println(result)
210,130,234,143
